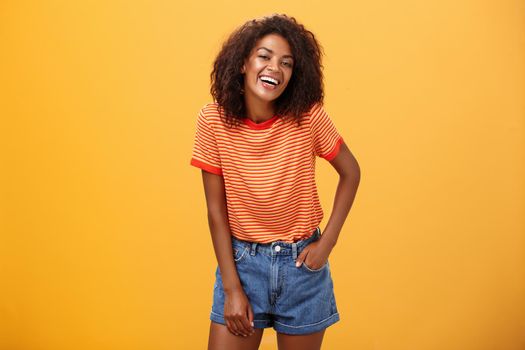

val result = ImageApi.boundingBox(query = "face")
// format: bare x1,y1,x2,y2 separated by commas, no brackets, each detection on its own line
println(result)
240,33,294,104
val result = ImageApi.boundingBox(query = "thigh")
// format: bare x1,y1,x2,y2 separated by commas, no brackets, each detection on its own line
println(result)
208,320,264,350
276,329,326,350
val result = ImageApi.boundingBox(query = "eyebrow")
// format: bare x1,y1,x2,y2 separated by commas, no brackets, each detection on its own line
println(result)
257,47,294,60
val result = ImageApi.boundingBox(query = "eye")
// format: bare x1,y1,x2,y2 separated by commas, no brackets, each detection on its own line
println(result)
258,55,269,59
283,62,293,67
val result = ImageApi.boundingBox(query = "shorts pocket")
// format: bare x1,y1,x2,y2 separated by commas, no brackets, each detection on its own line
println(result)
302,260,329,272
233,243,249,263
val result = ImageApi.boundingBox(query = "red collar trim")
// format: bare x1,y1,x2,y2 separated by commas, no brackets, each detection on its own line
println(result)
243,115,279,129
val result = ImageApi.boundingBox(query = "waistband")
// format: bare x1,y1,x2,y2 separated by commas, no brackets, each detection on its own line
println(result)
231,227,321,260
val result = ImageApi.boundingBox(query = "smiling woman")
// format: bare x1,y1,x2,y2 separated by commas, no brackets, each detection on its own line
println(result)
208,14,326,130
191,13,361,350
240,34,294,121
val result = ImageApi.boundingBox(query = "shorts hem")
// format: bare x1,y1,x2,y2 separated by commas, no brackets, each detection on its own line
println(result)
273,312,340,335
210,311,274,329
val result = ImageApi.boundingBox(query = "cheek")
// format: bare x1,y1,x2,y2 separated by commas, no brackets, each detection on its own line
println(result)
249,63,263,76
283,73,293,86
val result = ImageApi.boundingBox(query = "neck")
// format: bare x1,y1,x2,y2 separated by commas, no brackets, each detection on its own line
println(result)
244,95,275,123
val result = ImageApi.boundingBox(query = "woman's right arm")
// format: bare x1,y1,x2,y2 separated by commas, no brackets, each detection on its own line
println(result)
201,170,255,337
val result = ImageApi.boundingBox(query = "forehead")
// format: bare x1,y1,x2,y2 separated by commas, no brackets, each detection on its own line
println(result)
251,34,293,58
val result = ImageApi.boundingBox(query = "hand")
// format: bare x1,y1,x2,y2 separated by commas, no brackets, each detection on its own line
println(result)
295,240,332,270
224,288,256,337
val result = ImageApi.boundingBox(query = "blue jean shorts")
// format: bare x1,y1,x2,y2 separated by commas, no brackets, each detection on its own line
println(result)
210,227,340,335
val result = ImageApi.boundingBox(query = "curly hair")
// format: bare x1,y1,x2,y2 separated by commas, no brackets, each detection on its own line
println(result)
210,13,325,129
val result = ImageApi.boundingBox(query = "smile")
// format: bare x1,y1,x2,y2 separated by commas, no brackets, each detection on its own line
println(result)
259,75,281,90
259,75,280,85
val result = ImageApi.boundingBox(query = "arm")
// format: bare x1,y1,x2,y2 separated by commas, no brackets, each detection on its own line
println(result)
308,104,360,247
201,170,242,294
293,141,360,269
318,141,361,249
201,170,255,337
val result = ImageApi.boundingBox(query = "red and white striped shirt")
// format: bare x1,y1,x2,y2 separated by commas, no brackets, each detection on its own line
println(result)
190,101,344,243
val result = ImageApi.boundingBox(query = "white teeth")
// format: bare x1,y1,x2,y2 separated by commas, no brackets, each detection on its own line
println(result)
260,76,279,85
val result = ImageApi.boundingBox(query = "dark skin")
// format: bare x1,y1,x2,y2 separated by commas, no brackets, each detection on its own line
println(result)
202,169,256,338
202,140,360,341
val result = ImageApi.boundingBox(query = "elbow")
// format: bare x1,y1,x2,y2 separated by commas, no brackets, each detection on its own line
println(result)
354,161,361,179
207,207,221,221
342,157,360,178
349,167,361,183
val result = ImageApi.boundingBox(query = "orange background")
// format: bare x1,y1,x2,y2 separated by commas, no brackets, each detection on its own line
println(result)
1,1,524,349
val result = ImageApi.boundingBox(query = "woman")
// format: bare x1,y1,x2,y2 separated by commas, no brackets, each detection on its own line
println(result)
190,13,361,350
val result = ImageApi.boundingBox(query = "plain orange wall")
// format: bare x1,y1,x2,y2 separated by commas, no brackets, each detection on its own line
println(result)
1,1,524,350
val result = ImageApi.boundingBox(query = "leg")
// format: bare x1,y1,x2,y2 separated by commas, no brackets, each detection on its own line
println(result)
208,320,264,350
276,329,326,350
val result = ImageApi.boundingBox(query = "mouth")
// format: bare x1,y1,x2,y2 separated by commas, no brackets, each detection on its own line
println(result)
259,75,281,90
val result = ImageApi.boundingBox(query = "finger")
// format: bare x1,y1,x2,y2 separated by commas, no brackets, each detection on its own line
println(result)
228,318,242,336
226,319,237,336
247,306,255,330
296,250,308,267
239,310,253,334
233,318,248,336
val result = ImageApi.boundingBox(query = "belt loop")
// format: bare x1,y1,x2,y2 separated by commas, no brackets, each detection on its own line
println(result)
250,242,258,256
292,242,297,260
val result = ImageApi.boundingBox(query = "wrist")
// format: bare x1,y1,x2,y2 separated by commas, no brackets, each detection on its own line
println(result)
223,283,243,295
319,235,337,249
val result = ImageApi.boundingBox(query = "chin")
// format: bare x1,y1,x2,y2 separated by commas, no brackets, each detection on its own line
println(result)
262,95,280,102
260,89,285,100
249,92,281,103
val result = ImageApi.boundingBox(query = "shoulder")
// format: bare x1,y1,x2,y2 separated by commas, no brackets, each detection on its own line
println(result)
303,102,326,117
304,102,329,125
309,101,324,113
197,102,224,125
198,101,221,117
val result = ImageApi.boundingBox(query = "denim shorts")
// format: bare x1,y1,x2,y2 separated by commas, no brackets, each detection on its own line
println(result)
210,227,340,335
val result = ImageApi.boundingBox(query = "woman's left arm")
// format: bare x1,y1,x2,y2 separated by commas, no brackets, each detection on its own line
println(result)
294,141,360,269
318,141,361,249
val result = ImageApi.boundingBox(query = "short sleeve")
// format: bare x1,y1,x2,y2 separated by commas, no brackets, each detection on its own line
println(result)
309,103,344,161
189,106,223,175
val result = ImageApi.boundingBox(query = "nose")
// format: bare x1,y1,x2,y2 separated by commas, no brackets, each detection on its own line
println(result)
267,58,280,72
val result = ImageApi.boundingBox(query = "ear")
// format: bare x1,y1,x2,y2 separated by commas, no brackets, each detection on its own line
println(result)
241,63,245,74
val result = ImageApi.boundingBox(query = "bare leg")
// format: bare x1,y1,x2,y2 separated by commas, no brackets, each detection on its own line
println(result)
276,329,326,350
208,321,264,350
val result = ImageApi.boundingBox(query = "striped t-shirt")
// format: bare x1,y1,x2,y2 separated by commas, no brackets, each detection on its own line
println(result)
190,101,344,243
